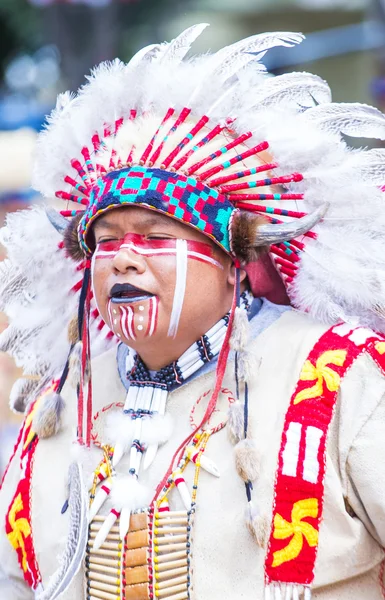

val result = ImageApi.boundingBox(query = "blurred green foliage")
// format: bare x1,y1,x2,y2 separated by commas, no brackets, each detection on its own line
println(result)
0,0,41,72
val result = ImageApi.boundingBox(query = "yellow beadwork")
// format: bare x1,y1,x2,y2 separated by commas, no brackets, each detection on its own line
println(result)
272,498,319,568
375,341,385,355
89,445,114,509
294,350,347,404
6,494,31,573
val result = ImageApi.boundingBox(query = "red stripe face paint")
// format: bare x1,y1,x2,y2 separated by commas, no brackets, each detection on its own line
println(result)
94,234,223,270
107,296,159,341
120,305,136,340
145,296,159,338
95,233,224,343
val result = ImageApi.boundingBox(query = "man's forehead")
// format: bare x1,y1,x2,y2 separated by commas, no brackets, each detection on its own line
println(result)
94,207,176,231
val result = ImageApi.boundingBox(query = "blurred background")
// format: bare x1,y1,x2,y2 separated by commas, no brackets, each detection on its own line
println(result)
0,0,385,474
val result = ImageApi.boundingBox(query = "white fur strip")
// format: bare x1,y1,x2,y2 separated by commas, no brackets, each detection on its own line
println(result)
168,239,188,338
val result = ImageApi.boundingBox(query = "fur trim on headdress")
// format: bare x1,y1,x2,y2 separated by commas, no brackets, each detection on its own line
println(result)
64,212,85,261
230,212,268,264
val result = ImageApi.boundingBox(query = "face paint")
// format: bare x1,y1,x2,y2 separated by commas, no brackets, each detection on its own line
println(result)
120,305,136,340
167,238,188,338
145,296,159,337
94,234,224,270
95,233,223,343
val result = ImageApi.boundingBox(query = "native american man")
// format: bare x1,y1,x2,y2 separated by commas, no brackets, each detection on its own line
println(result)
1,26,385,600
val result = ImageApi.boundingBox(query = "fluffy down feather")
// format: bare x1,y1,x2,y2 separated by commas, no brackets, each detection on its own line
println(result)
110,475,151,512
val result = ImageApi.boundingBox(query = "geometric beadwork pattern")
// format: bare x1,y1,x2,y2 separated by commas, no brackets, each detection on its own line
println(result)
265,323,385,592
79,167,235,256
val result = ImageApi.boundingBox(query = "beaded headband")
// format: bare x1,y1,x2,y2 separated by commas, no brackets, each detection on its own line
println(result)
79,166,235,256
56,109,310,267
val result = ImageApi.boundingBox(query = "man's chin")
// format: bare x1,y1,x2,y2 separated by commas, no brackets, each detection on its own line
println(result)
106,296,160,341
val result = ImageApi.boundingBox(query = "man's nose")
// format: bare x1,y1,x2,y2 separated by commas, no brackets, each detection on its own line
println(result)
112,247,146,274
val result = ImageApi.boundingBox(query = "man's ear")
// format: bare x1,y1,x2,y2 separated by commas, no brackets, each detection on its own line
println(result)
227,261,247,286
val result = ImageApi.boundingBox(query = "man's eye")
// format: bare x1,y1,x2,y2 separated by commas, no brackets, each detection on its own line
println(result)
147,234,174,240
98,238,118,244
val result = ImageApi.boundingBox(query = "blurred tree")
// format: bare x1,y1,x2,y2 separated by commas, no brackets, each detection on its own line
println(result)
0,0,41,78
0,0,181,91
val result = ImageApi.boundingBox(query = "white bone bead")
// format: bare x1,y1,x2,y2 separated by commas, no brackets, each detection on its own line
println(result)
156,575,187,590
93,511,119,550
156,567,187,581
119,506,131,541
175,478,191,510
156,583,186,597
89,483,111,520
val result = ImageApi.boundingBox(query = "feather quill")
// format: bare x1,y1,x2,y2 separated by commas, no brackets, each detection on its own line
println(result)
125,43,160,70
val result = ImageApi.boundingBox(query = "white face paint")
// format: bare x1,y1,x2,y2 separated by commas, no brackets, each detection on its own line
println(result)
167,239,188,338
92,233,223,343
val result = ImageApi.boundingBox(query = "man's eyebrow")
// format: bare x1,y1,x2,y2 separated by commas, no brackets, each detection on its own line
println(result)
95,213,175,230
94,219,119,230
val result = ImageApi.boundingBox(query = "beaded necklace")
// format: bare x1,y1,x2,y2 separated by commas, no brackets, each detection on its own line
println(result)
88,291,252,549
113,290,252,472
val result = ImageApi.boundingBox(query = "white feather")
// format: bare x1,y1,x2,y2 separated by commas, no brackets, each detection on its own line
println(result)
110,475,150,512
159,23,209,64
249,71,331,109
0,206,115,413
189,32,304,106
301,102,385,139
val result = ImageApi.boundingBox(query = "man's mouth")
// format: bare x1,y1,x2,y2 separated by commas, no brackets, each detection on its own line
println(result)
109,283,154,304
